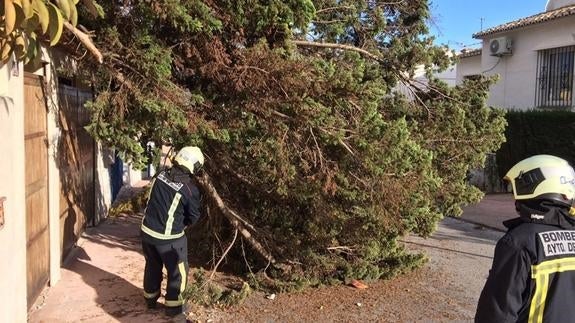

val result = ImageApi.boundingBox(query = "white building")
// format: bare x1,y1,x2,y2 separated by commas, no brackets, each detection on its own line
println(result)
457,0,575,110
395,51,457,99
0,44,144,321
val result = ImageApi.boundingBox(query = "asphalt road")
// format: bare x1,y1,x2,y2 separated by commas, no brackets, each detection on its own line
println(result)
459,193,516,231
401,216,505,319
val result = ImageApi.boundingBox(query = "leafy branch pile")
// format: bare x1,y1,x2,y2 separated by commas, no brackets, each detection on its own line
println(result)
58,1,506,288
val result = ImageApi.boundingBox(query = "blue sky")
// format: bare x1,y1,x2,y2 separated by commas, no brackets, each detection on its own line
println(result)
429,0,547,50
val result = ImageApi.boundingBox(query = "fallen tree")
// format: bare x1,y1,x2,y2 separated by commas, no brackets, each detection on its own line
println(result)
197,172,276,266
79,0,506,289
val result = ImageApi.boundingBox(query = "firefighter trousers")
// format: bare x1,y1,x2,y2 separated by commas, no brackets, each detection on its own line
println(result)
142,236,189,309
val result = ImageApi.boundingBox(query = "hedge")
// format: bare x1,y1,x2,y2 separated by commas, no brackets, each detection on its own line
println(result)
496,110,575,178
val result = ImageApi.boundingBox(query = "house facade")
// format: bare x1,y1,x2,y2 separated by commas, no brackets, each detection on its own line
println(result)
0,46,136,321
457,0,575,110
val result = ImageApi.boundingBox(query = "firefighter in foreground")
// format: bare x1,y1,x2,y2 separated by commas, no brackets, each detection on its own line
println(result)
475,155,575,323
141,146,204,319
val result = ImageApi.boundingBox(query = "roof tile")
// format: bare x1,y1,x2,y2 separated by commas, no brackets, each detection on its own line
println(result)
458,48,482,58
473,5,575,38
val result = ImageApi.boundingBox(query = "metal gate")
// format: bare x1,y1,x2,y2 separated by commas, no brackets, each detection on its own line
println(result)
535,45,575,108
58,84,95,260
24,73,50,308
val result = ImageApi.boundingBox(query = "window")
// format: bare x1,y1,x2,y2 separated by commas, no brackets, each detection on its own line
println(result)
535,46,575,108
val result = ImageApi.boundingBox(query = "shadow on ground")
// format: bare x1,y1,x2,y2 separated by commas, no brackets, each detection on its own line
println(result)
64,247,166,322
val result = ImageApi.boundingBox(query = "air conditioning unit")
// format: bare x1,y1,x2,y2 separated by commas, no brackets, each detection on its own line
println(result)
489,37,513,56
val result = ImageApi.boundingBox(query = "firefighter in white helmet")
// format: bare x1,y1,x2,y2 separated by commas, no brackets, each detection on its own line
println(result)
141,146,204,320
476,155,575,323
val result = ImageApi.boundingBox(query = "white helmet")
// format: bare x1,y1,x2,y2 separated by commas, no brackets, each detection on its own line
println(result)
505,155,575,207
173,146,204,175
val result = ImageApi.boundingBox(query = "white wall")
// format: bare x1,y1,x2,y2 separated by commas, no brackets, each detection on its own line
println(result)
0,47,118,321
481,16,575,110
411,59,457,87
546,0,575,11
124,163,143,187
0,58,28,322
0,48,64,321
435,64,457,87
44,49,62,287
95,144,114,223
456,54,482,84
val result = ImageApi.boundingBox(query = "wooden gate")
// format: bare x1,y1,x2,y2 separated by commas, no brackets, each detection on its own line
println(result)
24,73,50,308
58,84,95,260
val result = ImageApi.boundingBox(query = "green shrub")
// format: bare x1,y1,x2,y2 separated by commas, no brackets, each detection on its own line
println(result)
496,110,575,177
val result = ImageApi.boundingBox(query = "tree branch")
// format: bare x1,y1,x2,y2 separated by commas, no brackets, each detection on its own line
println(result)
311,19,346,24
292,40,384,63
197,172,277,264
316,6,355,14
63,22,103,64
209,229,238,280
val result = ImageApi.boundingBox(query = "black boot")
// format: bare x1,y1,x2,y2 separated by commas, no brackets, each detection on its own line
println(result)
165,305,187,323
145,296,158,309
165,305,183,316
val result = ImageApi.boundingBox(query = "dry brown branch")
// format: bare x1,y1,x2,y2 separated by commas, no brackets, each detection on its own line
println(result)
197,173,276,264
240,238,259,282
219,164,284,202
292,40,384,63
375,0,407,5
206,206,224,267
426,138,486,143
347,99,362,110
81,0,100,17
108,56,148,82
209,228,238,280
398,77,432,116
309,126,324,169
338,138,356,156
272,78,290,98
108,68,134,91
317,127,356,156
233,65,270,74
404,75,464,104
327,245,356,255
316,6,355,14
312,19,346,24
349,171,369,188
320,125,358,136
272,110,291,119
63,22,103,64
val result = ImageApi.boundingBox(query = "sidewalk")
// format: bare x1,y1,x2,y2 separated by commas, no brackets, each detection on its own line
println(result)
27,183,172,323
28,191,514,322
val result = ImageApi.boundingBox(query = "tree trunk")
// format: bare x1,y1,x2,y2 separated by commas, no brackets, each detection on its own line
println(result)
197,173,277,265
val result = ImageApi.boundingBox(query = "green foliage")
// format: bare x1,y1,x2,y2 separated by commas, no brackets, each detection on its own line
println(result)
408,77,507,223
496,109,575,177
78,0,506,287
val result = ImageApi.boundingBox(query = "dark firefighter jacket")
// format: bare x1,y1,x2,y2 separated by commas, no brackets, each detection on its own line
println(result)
475,200,575,323
141,166,201,245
